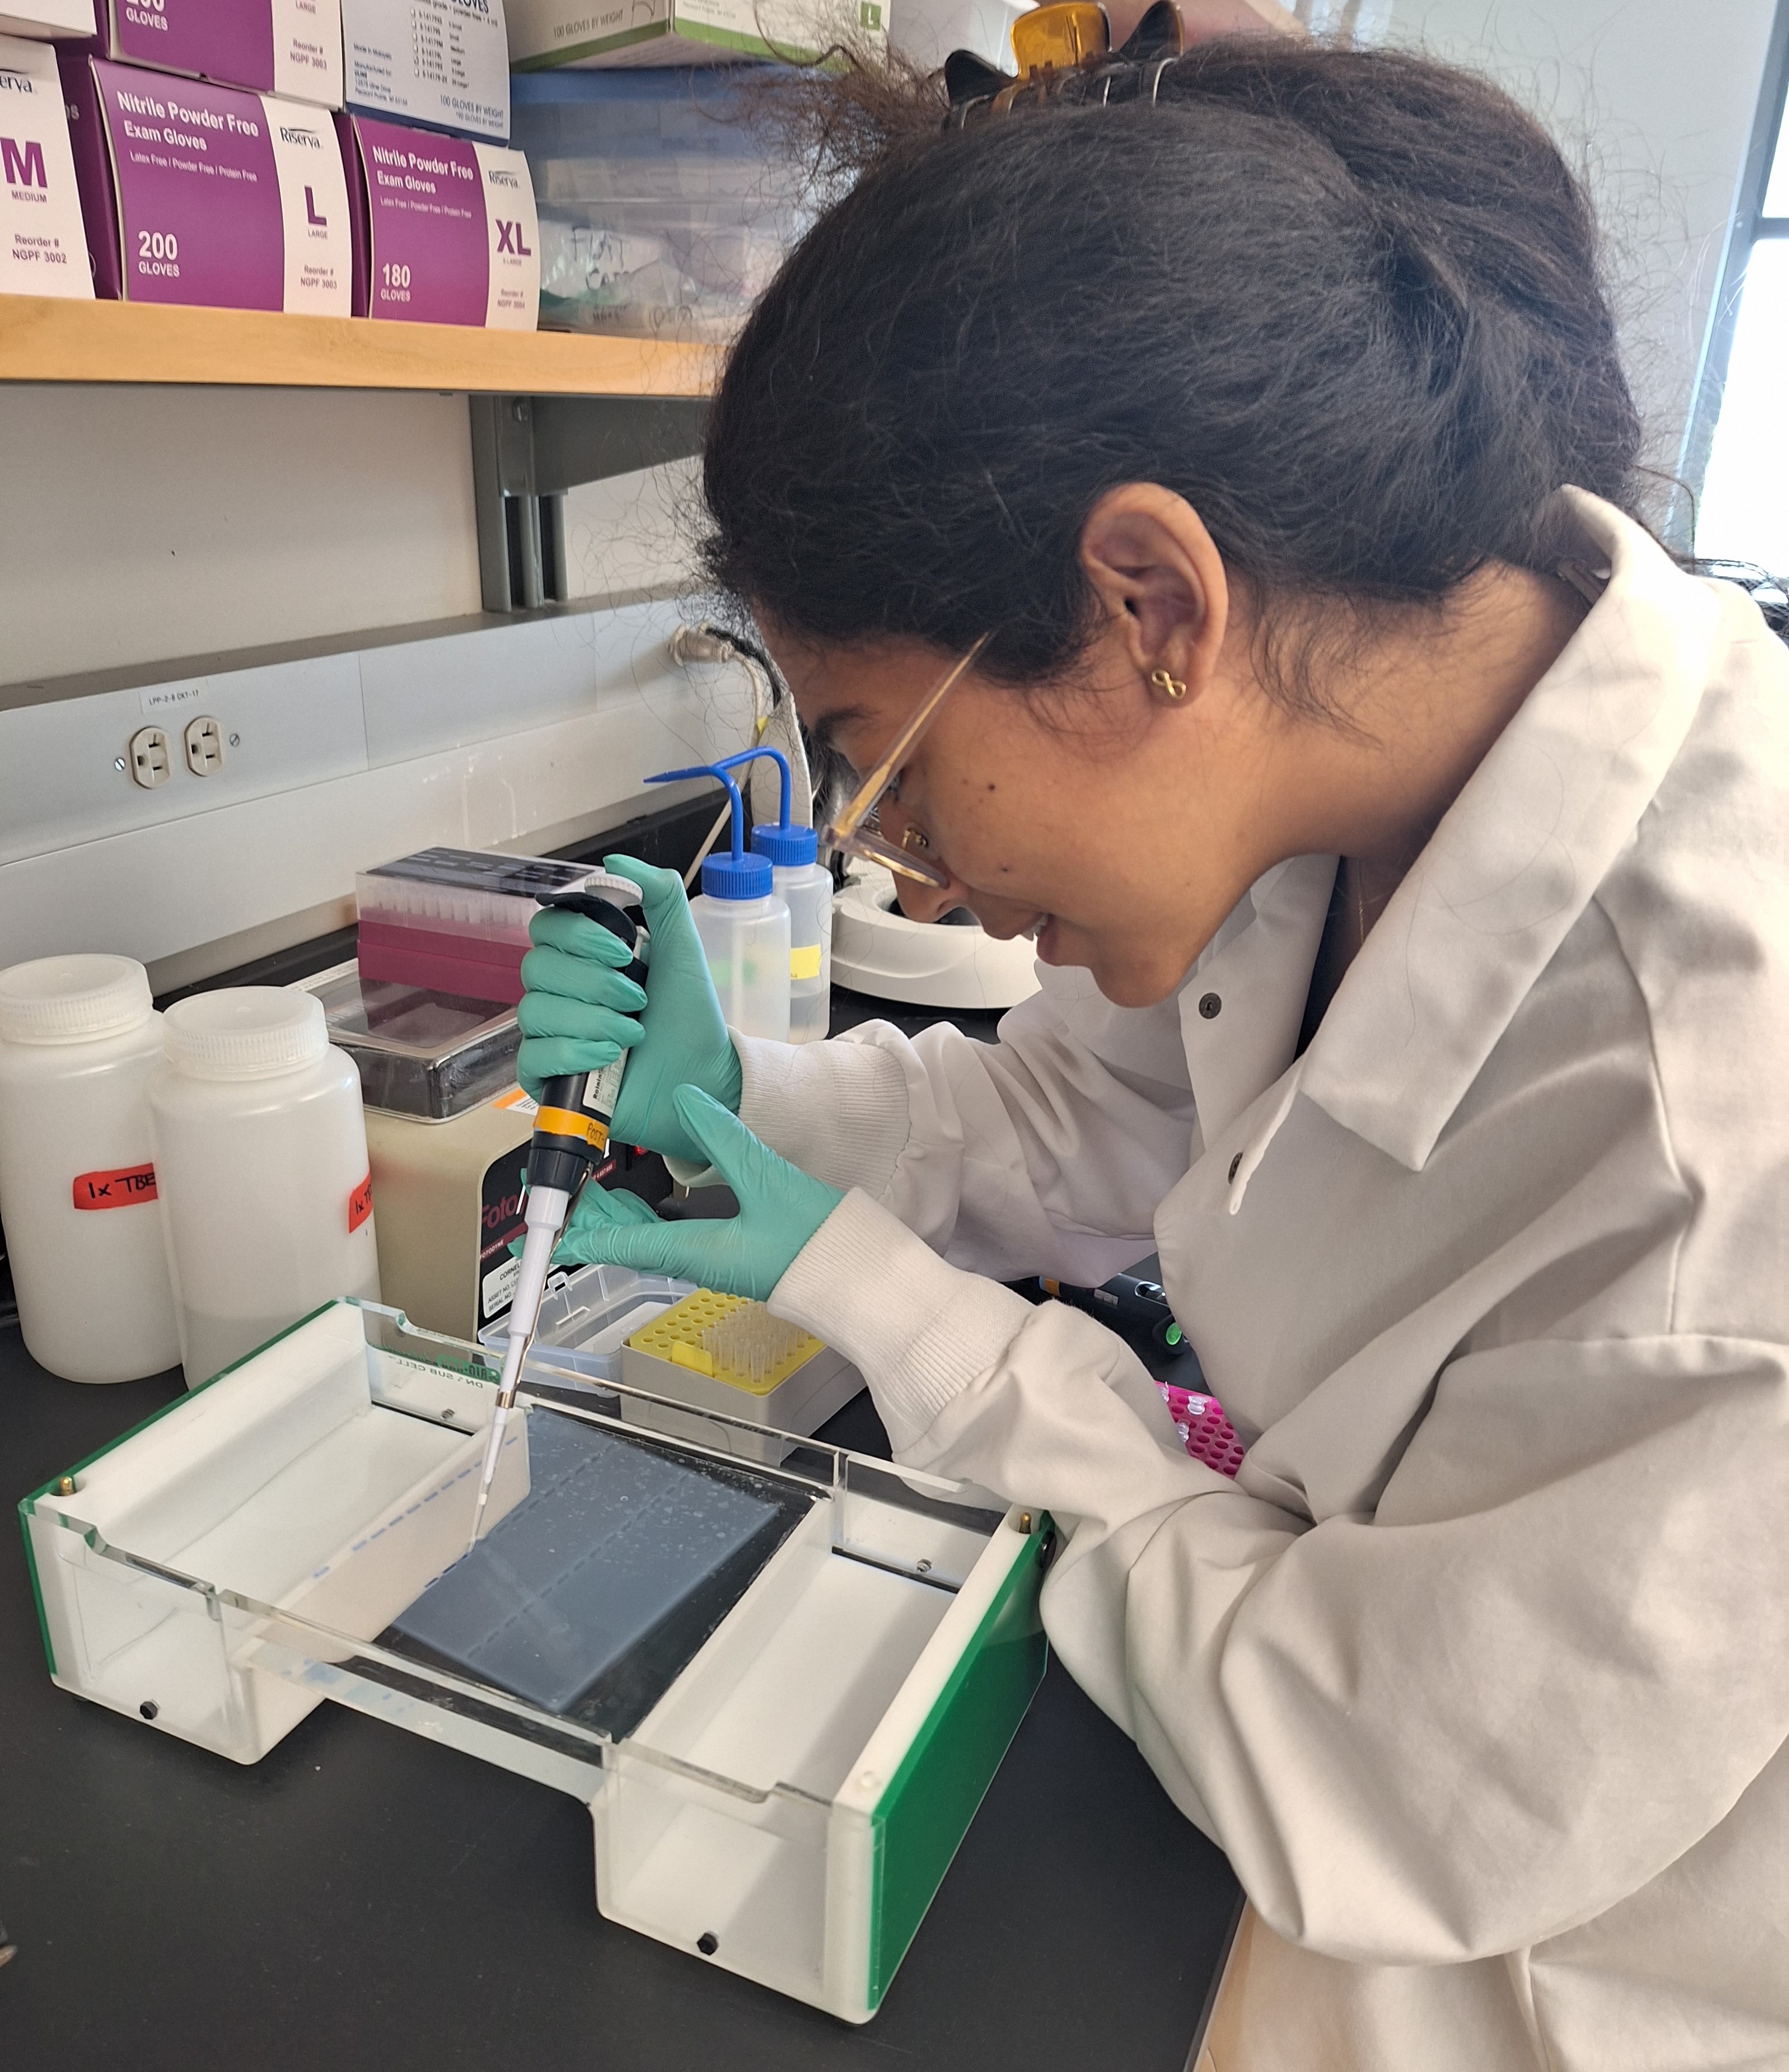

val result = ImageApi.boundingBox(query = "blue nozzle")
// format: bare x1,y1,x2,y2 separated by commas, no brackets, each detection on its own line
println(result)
716,746,791,824
645,761,773,901
716,745,820,870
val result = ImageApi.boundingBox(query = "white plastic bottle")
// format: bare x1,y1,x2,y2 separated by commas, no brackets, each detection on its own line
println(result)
645,759,792,1039
689,774,791,1040
692,851,792,1042
149,988,381,1390
752,820,833,1043
0,954,181,1383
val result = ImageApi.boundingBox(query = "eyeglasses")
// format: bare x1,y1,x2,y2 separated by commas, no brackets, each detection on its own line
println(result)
944,0,1186,126
818,632,992,890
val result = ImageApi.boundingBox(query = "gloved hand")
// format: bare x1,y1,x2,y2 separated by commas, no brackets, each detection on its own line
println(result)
551,1085,842,1302
516,853,745,1168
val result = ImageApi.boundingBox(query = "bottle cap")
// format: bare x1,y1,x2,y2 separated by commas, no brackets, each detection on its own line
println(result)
0,954,154,1045
163,988,330,1081
750,821,818,868
700,848,774,900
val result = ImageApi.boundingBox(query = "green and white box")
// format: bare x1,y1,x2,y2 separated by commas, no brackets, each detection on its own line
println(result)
20,1298,1047,2021
507,0,887,69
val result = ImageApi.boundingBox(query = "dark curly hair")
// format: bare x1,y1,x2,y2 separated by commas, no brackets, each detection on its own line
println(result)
701,39,1648,705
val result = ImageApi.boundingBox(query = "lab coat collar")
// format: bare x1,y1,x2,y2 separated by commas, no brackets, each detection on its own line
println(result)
1295,490,1723,1173
1177,853,1336,1152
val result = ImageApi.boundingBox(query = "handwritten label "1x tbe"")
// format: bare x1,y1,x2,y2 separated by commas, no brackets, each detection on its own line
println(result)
72,1164,158,1210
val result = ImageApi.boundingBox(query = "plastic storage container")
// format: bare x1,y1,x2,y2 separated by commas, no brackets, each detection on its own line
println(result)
22,1298,1049,2022
0,955,180,1384
149,989,380,1390
511,68,806,343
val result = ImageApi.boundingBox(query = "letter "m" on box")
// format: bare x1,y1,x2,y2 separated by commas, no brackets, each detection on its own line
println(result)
3,136,46,188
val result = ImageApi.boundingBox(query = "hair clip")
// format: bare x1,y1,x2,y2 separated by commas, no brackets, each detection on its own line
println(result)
944,0,1185,127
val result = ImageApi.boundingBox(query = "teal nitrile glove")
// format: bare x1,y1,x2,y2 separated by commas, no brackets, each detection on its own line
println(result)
551,1084,842,1302
516,853,744,1168
509,1175,661,1259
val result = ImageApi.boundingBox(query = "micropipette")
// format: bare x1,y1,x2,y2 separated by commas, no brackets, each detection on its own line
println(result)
467,875,647,1552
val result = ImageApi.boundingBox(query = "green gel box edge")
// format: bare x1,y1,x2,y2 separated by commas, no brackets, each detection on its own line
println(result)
865,1520,1051,2008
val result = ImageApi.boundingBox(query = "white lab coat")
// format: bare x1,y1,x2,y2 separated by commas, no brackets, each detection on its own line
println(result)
738,491,1789,2072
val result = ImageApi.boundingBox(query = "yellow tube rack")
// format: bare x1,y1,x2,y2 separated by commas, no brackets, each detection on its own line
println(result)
626,1291,826,1398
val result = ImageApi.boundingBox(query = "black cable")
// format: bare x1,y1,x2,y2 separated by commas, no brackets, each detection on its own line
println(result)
692,621,841,823
696,621,783,690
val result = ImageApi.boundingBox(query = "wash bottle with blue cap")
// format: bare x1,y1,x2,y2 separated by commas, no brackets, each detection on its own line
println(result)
719,746,833,1044
647,760,792,1041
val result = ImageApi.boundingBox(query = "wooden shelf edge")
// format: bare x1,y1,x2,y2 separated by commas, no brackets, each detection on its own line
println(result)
0,295,718,397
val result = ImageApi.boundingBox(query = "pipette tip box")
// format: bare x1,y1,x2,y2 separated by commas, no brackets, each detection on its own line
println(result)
354,848,599,1004
620,1289,861,1461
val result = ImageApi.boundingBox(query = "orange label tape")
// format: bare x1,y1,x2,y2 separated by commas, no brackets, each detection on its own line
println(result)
534,1106,612,1151
71,1163,158,1210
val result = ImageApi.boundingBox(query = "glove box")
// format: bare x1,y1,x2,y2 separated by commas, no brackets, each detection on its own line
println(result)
19,1299,1050,2022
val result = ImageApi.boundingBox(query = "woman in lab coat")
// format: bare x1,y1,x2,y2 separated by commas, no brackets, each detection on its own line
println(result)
514,36,1789,2072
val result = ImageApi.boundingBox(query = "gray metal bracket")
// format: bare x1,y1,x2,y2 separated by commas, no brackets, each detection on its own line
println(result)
470,393,710,613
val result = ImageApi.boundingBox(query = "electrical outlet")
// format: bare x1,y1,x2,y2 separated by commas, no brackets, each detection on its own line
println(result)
127,726,171,789
183,714,226,776
0,597,745,978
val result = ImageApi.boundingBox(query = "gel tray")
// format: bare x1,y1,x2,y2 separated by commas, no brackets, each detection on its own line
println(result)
386,1411,810,1736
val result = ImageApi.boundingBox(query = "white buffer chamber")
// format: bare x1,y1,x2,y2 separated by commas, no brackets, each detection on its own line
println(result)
21,1300,1051,2022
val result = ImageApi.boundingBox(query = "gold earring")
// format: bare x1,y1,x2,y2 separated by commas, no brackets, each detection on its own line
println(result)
1150,668,1188,702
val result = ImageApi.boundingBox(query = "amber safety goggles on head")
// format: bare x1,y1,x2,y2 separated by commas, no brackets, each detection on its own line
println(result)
818,634,992,890
944,0,1186,125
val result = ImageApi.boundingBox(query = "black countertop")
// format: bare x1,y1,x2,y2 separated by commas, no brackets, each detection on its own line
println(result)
0,978,1241,2072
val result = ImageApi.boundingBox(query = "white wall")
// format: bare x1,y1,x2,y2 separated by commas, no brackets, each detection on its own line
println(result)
1385,0,1780,485
0,599,755,988
0,376,709,975
1,386,483,687
0,382,706,689
562,457,704,604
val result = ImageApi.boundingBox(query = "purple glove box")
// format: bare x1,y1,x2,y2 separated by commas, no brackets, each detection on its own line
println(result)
56,41,120,298
91,57,352,310
99,0,342,108
338,112,539,328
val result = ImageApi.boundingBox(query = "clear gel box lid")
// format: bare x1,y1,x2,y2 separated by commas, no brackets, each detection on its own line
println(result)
22,1302,1049,2022
297,961,520,1120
